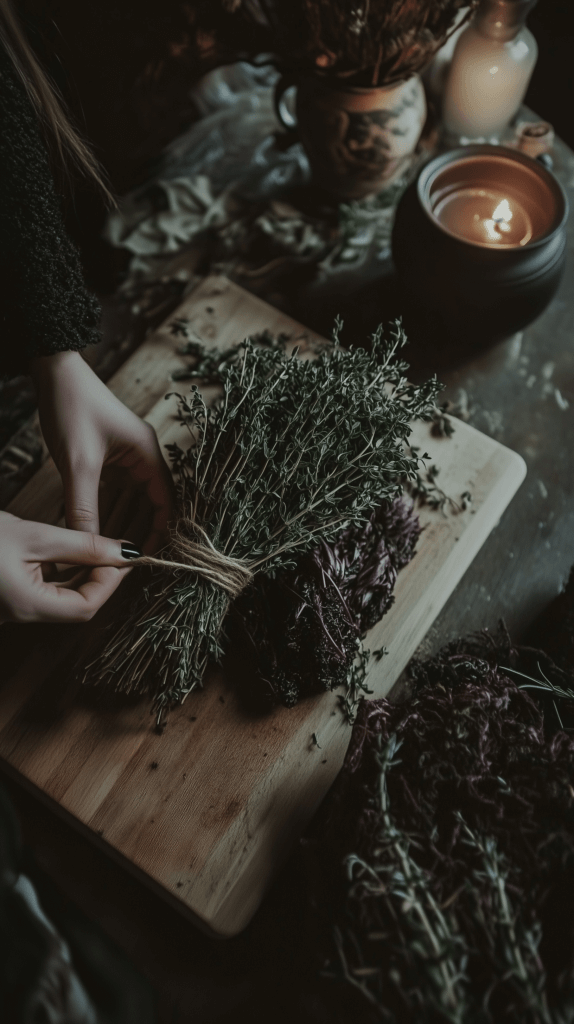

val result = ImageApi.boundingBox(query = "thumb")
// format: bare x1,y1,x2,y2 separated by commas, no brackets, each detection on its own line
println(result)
63,460,101,534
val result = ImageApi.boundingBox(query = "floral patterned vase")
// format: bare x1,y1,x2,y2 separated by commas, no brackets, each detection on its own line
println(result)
275,74,427,200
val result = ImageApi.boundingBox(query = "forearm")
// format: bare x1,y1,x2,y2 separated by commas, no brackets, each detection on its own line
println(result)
0,51,101,380
29,349,83,386
0,221,101,378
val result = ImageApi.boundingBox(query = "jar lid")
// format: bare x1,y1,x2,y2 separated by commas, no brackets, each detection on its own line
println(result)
476,0,537,41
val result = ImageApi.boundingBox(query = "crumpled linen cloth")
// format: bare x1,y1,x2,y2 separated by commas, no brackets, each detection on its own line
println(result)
104,61,408,284
105,62,310,276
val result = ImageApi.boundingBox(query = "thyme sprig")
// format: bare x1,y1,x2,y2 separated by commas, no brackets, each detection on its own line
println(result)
332,735,470,1021
458,817,554,1023
81,320,442,721
502,664,574,705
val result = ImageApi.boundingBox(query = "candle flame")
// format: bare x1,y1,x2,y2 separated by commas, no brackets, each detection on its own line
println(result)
484,198,513,241
492,199,513,226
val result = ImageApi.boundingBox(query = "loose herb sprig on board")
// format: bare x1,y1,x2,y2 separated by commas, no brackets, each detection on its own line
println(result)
81,320,441,722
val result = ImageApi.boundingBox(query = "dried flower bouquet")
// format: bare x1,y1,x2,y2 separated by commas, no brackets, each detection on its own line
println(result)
219,0,478,86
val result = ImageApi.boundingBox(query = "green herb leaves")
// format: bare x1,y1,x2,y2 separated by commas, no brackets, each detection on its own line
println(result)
81,321,442,720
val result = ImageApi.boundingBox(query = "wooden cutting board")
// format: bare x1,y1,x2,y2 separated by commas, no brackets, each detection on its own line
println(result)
0,275,526,937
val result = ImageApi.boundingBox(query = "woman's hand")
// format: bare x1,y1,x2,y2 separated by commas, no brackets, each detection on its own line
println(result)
0,512,142,624
30,351,173,552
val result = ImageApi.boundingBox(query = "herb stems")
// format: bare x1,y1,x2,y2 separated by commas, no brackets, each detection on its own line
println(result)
80,321,442,720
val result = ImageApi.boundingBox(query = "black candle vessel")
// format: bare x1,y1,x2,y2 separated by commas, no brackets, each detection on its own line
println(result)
392,145,568,348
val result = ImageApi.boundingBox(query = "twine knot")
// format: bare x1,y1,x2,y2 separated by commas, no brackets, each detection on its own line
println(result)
132,520,253,599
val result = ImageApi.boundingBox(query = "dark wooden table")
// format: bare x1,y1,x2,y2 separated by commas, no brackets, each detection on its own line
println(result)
2,133,574,1024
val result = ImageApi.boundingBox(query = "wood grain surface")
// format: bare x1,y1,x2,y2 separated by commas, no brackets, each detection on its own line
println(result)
0,276,526,936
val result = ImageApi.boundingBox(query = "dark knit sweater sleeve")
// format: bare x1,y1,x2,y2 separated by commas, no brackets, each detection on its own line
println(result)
0,47,100,379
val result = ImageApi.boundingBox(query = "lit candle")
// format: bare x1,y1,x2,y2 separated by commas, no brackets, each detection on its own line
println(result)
432,186,533,246
391,143,569,347
423,149,557,252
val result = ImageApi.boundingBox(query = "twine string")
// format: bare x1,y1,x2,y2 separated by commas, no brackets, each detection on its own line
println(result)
131,521,253,599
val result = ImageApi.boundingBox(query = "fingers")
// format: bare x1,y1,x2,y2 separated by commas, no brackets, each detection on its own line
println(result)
25,521,142,567
115,424,174,538
30,566,128,623
62,457,101,534
0,516,137,624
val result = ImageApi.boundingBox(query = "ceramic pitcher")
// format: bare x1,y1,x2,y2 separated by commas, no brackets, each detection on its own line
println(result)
275,74,427,200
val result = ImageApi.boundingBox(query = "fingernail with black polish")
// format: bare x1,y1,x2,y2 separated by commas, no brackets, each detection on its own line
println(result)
121,542,143,560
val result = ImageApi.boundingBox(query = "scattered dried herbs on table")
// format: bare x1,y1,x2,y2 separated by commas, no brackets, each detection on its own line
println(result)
305,626,574,1023
80,320,441,722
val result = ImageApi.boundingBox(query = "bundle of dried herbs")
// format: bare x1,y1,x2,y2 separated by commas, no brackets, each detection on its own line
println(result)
305,626,574,1023
81,322,441,721
230,495,420,709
